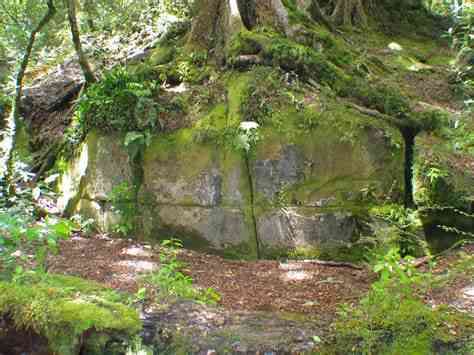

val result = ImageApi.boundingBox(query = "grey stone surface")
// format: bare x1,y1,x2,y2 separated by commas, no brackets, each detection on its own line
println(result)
252,145,304,201
142,167,223,207
257,208,356,251
151,205,253,250
141,138,248,208
62,123,402,258
83,132,133,201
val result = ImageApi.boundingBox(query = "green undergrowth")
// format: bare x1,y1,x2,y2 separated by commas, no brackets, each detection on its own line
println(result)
143,239,220,305
0,272,141,355
323,247,474,355
76,66,160,134
413,130,474,210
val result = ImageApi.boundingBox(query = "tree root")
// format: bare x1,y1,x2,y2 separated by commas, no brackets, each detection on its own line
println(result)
283,259,364,270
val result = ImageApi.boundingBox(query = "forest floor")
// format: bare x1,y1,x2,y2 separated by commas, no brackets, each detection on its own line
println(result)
49,233,474,316
49,233,372,315
47,234,379,352
47,233,474,352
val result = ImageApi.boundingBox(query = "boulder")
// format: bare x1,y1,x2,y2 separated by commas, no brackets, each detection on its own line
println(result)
57,130,133,232
60,110,404,259
142,205,254,252
138,130,258,257
250,118,404,256
257,208,356,257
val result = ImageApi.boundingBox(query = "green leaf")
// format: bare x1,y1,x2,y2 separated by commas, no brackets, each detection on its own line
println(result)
51,220,74,239
124,131,144,147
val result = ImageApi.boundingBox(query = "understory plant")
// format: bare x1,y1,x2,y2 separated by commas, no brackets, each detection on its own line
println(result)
0,167,74,278
145,238,220,305
76,66,160,134
109,181,138,237
0,213,74,277
330,247,473,354
369,204,428,257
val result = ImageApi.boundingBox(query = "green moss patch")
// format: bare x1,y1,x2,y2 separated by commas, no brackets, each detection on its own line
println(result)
0,274,141,355
413,132,474,209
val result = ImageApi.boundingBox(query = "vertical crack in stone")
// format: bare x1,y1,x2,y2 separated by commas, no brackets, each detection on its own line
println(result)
244,154,261,259
401,127,417,208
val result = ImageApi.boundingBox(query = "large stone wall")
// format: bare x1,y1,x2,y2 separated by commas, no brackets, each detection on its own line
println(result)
59,121,404,259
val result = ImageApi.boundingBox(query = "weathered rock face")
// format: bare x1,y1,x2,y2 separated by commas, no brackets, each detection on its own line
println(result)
138,130,258,257
57,130,133,232
413,132,474,251
60,117,404,259
257,208,356,252
251,123,404,257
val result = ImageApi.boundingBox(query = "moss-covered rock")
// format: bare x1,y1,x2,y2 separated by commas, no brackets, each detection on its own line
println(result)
413,132,474,210
0,274,141,355
138,130,258,258
57,65,405,260
250,100,405,256
57,130,133,233
257,208,357,258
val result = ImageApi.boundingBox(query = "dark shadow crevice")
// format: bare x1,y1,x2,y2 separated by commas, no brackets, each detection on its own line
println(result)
400,127,418,208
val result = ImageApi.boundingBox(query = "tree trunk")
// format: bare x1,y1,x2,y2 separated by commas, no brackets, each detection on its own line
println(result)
330,0,368,27
186,0,247,63
308,0,335,31
187,0,292,59
66,0,96,83
83,0,97,31
4,0,56,197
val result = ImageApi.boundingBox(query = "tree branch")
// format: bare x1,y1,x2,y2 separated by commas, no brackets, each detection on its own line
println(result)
66,0,96,84
6,0,56,197
308,0,335,31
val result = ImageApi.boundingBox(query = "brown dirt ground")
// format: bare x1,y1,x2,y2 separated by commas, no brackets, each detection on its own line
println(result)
427,244,474,310
48,234,474,319
48,234,372,316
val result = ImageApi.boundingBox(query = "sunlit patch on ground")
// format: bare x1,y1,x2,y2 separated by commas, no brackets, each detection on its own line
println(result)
121,246,154,258
281,270,314,281
115,260,157,273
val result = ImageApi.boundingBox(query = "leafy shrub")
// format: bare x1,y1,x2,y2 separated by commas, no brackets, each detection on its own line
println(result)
145,239,220,305
109,182,137,237
370,204,427,257
124,130,152,163
0,212,73,277
330,248,469,355
77,67,160,134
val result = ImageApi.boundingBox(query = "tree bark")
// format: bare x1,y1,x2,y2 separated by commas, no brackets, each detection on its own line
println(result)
187,0,292,58
4,0,56,197
83,0,97,31
330,0,368,27
186,0,247,63
187,0,225,51
308,0,335,31
66,0,96,83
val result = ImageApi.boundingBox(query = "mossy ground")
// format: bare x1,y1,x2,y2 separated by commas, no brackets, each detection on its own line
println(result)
413,132,474,209
0,273,141,355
